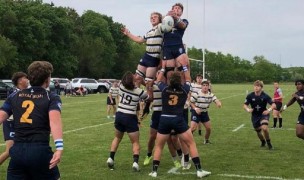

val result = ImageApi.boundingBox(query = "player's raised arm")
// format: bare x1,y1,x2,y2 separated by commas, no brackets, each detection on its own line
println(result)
121,27,145,43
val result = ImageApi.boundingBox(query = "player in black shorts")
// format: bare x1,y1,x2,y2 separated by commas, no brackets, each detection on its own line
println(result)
149,71,211,178
0,61,63,179
244,80,276,150
0,72,28,165
281,80,304,140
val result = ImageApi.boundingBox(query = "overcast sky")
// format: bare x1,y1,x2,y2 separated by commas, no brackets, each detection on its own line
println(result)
43,0,304,67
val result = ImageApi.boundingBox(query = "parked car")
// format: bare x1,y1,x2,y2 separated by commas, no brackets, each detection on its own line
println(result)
97,79,117,87
51,78,70,90
71,78,109,93
0,81,14,99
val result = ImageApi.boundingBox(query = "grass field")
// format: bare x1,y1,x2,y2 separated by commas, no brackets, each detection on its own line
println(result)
0,83,304,180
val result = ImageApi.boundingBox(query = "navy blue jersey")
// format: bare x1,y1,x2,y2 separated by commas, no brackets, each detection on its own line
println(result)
244,91,273,116
0,87,62,143
163,19,189,47
158,82,190,116
294,91,304,112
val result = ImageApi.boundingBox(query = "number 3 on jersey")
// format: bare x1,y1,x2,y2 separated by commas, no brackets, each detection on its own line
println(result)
21,100,34,124
168,95,178,105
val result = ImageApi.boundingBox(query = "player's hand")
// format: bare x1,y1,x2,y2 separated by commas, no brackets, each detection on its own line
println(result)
245,108,253,113
195,108,202,115
49,150,63,169
262,110,270,115
167,10,176,17
280,105,287,112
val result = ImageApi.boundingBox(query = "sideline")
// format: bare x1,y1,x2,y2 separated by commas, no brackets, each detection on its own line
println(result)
167,167,303,180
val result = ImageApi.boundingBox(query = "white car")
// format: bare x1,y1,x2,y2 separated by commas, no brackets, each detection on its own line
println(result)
71,78,109,93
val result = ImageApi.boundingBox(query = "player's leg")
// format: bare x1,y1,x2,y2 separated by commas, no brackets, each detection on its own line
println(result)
0,140,13,165
260,119,272,149
202,121,212,144
150,133,170,177
176,54,191,83
107,128,124,169
127,131,141,171
296,116,304,139
272,109,278,128
144,127,157,166
167,134,182,168
178,129,211,177
135,65,146,88
106,97,112,119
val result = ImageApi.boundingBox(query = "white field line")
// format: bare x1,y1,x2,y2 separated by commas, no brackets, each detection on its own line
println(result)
0,121,114,147
232,124,245,132
219,93,244,100
167,167,303,180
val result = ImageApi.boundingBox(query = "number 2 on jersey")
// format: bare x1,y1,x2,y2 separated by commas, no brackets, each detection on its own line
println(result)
21,100,34,124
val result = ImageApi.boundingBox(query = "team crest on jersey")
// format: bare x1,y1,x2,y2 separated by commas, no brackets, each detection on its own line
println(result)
179,48,183,54
9,132,15,138
192,116,197,121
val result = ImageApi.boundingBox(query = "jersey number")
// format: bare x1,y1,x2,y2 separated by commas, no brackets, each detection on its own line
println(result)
20,100,34,124
168,95,178,105
120,93,132,105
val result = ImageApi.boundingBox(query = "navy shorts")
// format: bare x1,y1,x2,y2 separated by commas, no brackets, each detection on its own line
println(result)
191,111,210,123
297,112,304,125
274,102,282,111
150,111,161,130
107,97,116,105
251,115,270,129
115,112,139,133
7,143,60,180
158,115,189,135
162,44,186,60
138,53,160,67
3,120,14,141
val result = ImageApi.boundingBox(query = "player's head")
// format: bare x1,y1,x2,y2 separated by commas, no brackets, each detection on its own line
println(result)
202,80,209,92
122,71,135,90
150,12,162,26
273,81,279,88
11,72,28,89
27,61,53,87
172,3,184,16
169,71,182,89
196,74,203,83
295,80,304,91
253,80,263,92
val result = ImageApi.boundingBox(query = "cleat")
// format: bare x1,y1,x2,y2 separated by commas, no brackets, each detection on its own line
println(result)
149,171,157,177
143,156,152,166
197,169,211,178
107,157,114,170
174,160,182,168
204,140,212,144
260,141,266,147
132,162,140,172
267,143,273,150
182,162,191,170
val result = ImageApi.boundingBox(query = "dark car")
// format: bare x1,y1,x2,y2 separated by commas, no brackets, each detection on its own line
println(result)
0,81,14,99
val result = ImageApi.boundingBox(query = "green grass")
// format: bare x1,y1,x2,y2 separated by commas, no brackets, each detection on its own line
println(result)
1,83,304,180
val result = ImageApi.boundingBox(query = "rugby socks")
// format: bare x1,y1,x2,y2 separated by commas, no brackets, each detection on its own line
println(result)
176,149,183,158
110,151,116,160
147,152,152,157
279,118,283,128
192,157,202,170
152,160,160,172
273,118,277,128
184,154,190,163
133,154,139,163
198,130,202,135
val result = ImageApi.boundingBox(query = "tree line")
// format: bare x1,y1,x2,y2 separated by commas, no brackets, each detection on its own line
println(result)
0,0,303,83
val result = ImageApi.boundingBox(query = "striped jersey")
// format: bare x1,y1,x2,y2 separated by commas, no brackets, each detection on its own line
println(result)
190,91,217,112
117,84,149,115
143,26,163,58
109,86,119,98
152,84,162,112
190,82,202,94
